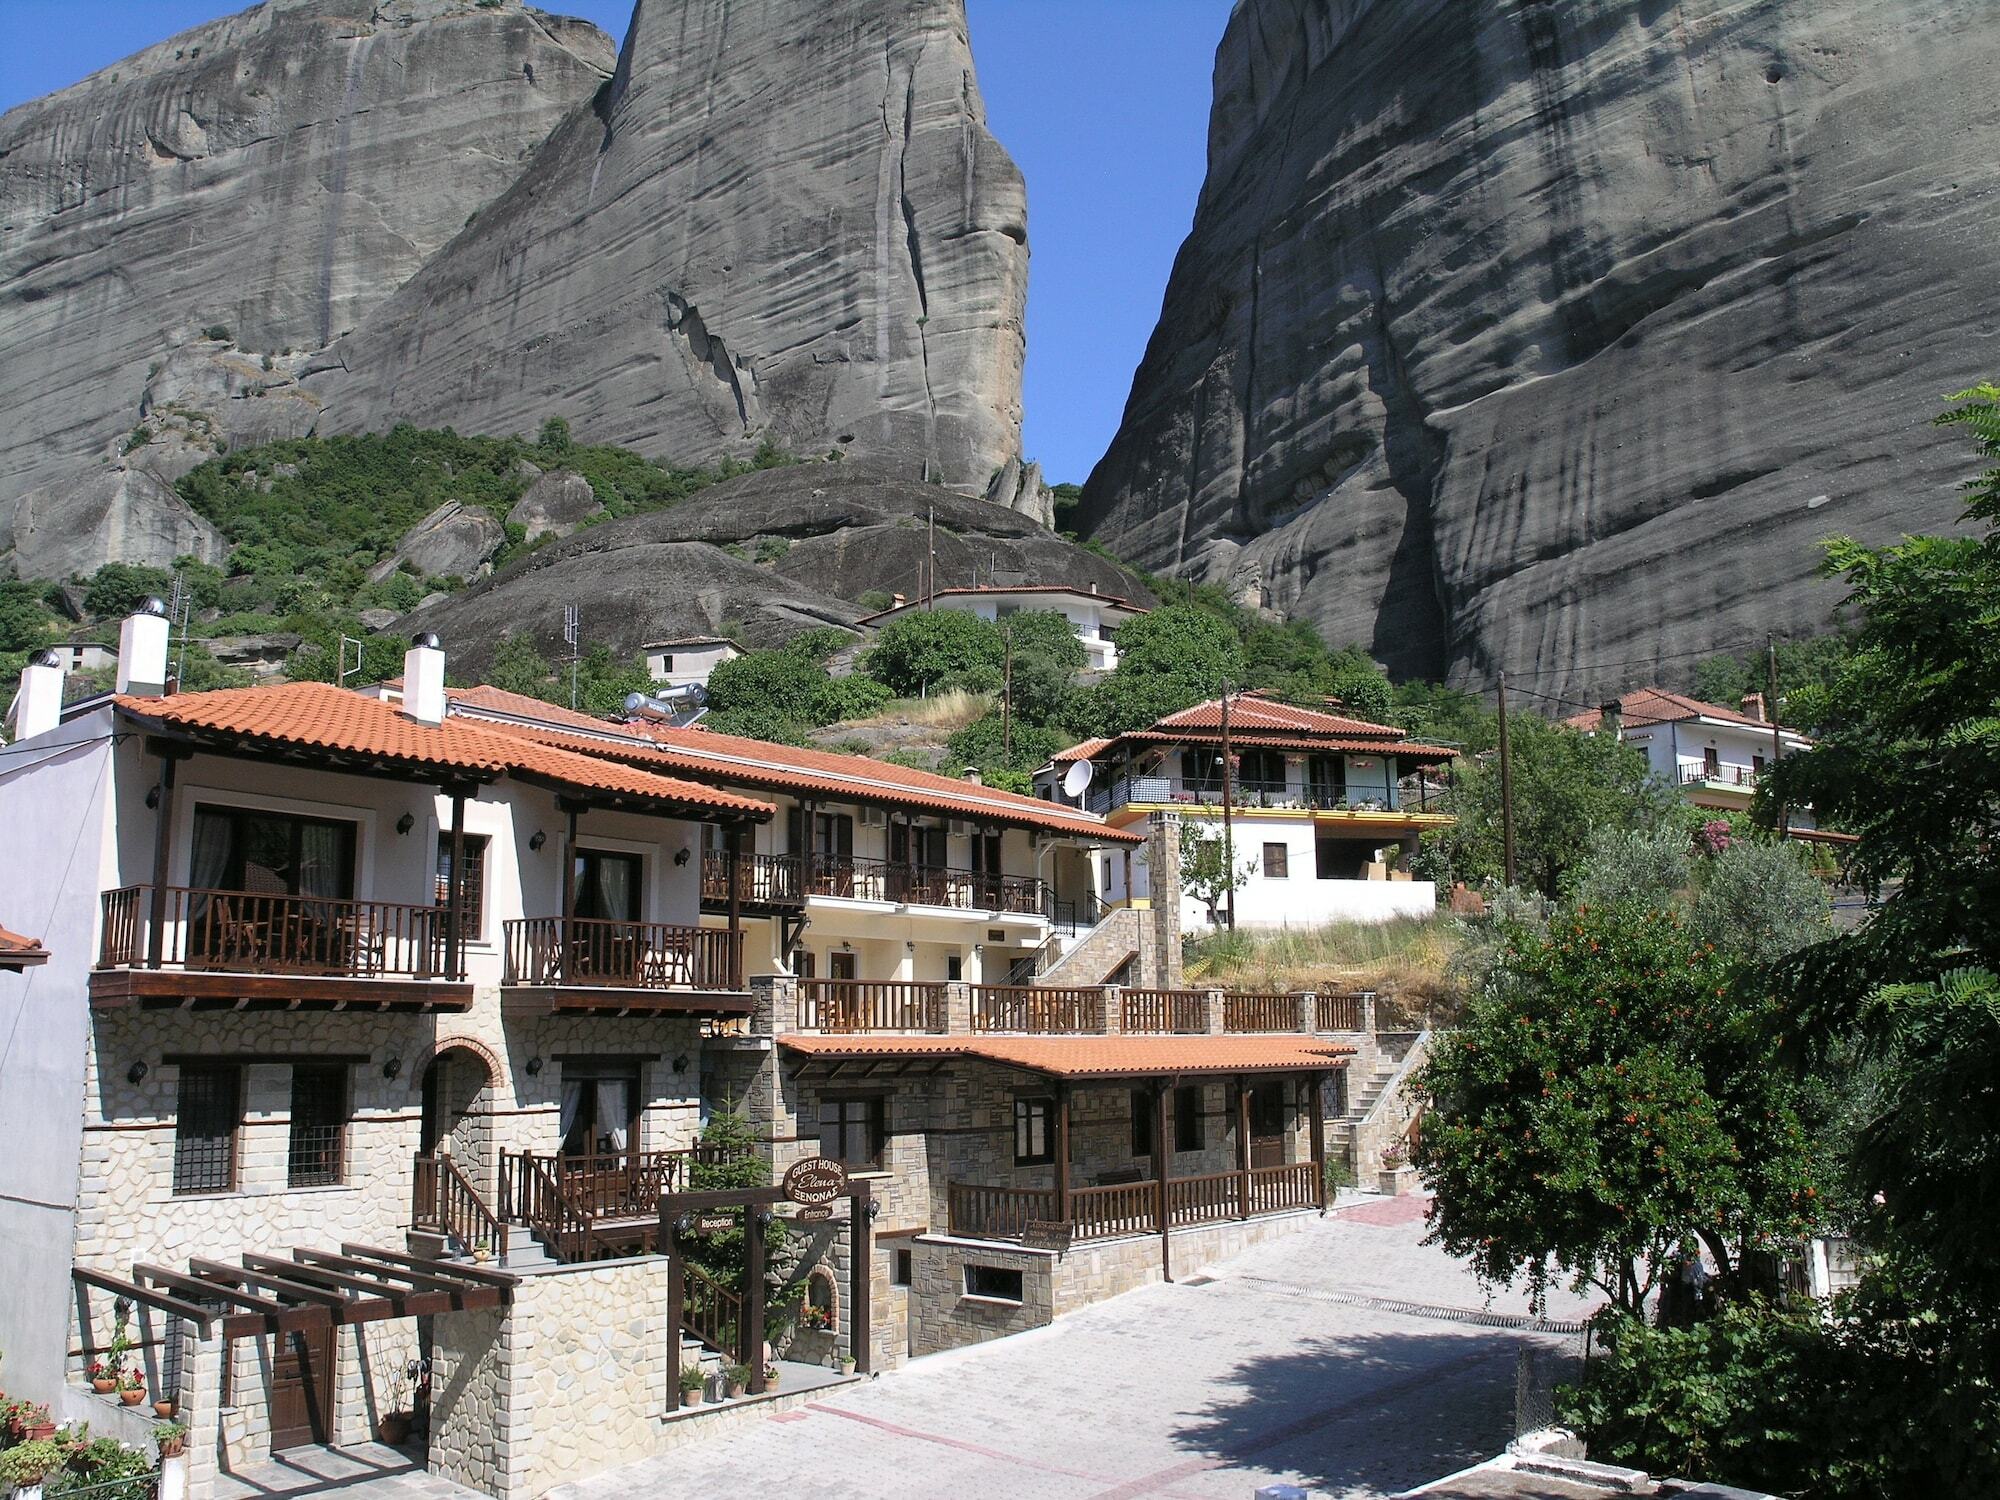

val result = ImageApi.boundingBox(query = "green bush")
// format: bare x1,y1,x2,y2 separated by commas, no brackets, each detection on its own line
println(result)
81,562,173,618
809,673,891,723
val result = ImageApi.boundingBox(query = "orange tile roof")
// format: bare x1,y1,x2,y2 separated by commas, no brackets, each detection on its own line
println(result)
1564,687,1812,741
118,683,772,819
0,925,49,970
1053,694,1456,771
1120,730,1458,761
778,1033,1353,1077
1158,695,1403,737
1051,737,1113,765
451,703,1142,844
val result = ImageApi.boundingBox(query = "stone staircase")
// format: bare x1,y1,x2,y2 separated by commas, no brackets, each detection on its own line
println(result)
406,1221,558,1272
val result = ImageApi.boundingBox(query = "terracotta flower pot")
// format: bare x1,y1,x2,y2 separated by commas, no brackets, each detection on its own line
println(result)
154,1401,176,1418
378,1412,412,1445
92,1379,116,1393
25,1420,57,1440
119,1390,145,1406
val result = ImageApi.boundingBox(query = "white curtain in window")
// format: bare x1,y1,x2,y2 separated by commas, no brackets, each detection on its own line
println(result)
596,1079,630,1153
559,1081,584,1145
594,856,632,922
186,811,234,922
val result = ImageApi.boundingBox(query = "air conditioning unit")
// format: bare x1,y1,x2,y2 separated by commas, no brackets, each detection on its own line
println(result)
858,806,887,829
947,819,970,837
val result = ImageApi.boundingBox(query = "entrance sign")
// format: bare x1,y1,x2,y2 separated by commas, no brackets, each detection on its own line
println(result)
783,1156,848,1206
793,1205,833,1225
1022,1220,1074,1252
692,1212,736,1235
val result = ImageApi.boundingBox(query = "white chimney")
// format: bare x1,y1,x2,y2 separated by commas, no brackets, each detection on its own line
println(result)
402,633,446,726
962,766,983,785
11,649,66,741
116,597,172,696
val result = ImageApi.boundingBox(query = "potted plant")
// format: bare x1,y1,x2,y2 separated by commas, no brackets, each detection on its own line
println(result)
763,1362,780,1391
15,1401,57,1440
88,1360,116,1394
379,1365,412,1444
153,1397,177,1418
839,1354,857,1376
156,1420,188,1459
677,1363,705,1408
0,1438,67,1498
117,1367,146,1405
722,1363,749,1399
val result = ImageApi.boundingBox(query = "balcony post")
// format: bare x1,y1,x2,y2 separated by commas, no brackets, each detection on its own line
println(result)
559,802,579,971
1235,1076,1251,1220
724,821,744,990
1152,1079,1171,1281
444,787,468,980
1311,1070,1330,1211
145,750,180,970
1054,1084,1071,1229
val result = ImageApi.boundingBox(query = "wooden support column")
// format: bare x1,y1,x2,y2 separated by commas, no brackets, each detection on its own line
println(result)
851,1186,874,1374
725,821,744,989
1054,1084,1072,1227
146,751,179,969
745,1208,767,1395
1235,1076,1252,1220
665,1226,686,1413
444,787,468,979
1153,1079,1171,1282
1311,1071,1330,1211
559,802,580,975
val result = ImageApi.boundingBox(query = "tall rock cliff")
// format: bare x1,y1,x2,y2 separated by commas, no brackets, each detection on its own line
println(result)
1078,1,2000,698
308,0,1029,491
0,0,617,568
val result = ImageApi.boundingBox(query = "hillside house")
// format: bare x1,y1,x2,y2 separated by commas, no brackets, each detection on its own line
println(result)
857,584,1147,672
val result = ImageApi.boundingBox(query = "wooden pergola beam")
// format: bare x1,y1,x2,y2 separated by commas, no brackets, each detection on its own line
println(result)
72,1267,216,1336
340,1243,517,1293
134,1263,327,1332
190,1256,351,1311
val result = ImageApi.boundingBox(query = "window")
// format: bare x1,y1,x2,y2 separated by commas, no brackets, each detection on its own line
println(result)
173,1064,241,1195
1704,746,1721,776
287,1065,349,1187
1130,1089,1156,1156
1262,842,1289,879
1238,750,1287,795
659,654,675,673
1753,753,1766,776
893,1247,913,1287
434,833,489,940
573,848,642,921
964,1264,1024,1303
190,805,356,900
1013,1096,1054,1165
946,955,963,982
969,831,1003,874
818,1096,885,1169
560,1063,639,1157
1174,1085,1203,1153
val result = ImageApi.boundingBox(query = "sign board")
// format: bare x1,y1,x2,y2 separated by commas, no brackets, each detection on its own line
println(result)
782,1156,849,1207
793,1205,833,1225
1021,1219,1074,1253
692,1212,736,1236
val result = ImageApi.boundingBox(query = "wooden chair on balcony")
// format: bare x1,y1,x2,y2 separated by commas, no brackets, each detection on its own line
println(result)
338,912,388,977
641,942,694,989
207,896,268,969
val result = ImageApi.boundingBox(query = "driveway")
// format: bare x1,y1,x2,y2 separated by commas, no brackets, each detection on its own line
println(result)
548,1195,1604,1500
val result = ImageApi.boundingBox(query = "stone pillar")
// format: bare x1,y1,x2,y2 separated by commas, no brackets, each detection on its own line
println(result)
176,1322,223,1500
1204,988,1227,1035
1146,811,1183,989
1101,986,1122,1035
751,973,795,1033
944,980,973,1035
1296,991,1317,1034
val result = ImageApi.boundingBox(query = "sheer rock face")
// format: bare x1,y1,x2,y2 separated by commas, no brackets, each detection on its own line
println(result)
0,0,616,555
1078,0,2000,699
310,0,1029,493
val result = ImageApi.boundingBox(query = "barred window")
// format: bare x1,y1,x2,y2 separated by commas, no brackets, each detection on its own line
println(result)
287,1064,349,1187
173,1064,241,1195
434,833,489,940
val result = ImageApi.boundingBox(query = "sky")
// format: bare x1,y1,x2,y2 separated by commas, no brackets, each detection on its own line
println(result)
0,0,1228,486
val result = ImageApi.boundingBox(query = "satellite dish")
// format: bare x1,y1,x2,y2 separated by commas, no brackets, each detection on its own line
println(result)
1062,759,1094,799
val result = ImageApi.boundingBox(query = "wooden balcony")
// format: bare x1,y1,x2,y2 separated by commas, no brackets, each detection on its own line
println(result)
947,1163,1319,1243
795,978,948,1033
500,917,747,1016
969,985,1105,1034
699,849,806,914
91,885,473,1010
699,850,1048,917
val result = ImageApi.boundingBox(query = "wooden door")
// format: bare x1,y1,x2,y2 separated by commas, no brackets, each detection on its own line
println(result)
1248,1085,1287,1169
268,1324,334,1451
829,951,857,980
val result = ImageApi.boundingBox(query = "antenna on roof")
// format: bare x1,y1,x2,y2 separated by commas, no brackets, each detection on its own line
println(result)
166,571,193,687
337,635,364,688
563,603,582,711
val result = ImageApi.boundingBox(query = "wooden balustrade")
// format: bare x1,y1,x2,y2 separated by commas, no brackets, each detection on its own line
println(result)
804,857,1046,914
947,1182,1060,1239
949,1161,1323,1244
682,1261,743,1358
1121,988,1207,1034
969,985,1105,1034
508,1152,601,1264
1247,1162,1320,1214
1068,1180,1156,1239
1314,992,1365,1032
506,1147,723,1222
1166,1170,1240,1226
1222,992,1301,1033
502,917,742,991
700,849,805,908
97,885,460,979
412,1154,505,1260
795,978,948,1033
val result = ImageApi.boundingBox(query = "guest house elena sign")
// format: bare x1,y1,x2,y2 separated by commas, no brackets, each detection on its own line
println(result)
783,1156,848,1223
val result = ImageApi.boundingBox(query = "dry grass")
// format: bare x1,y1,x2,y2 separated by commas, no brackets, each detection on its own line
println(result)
844,689,991,732
1186,916,1465,1028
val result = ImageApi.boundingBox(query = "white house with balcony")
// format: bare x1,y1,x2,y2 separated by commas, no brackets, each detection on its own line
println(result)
857,585,1147,672
1035,694,1457,930
1565,688,1813,818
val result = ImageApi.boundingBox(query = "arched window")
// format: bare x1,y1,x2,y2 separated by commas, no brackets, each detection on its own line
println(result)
801,1269,837,1332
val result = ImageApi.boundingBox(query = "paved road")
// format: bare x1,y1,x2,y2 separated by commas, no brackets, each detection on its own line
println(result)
549,1195,1604,1500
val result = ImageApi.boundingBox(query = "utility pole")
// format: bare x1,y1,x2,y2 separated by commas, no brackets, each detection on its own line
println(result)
1001,625,1013,760
563,603,581,712
1497,669,1517,889
1767,635,1787,837
926,505,936,609
1220,678,1237,932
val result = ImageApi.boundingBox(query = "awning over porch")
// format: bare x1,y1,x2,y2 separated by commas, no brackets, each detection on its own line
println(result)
777,1031,1355,1078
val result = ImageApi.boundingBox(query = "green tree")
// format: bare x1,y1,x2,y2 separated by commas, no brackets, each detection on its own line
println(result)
862,610,1005,696
1179,825,1252,929
537,416,573,454
485,632,555,698
1413,903,1824,1315
1076,603,1243,734
704,646,831,742
1422,715,1674,898
944,714,1069,784
682,1109,801,1332
0,581,55,653
81,562,172,618
1391,681,1498,753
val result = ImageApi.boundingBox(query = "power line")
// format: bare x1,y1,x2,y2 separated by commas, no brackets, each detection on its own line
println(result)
1479,638,1770,686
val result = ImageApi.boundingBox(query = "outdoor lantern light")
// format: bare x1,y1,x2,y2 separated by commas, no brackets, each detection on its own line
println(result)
382,1058,402,1081
675,1213,694,1236
672,1053,690,1073
865,1199,881,1221
126,1061,148,1085
528,830,546,852
144,785,161,810
396,812,415,835
525,1056,544,1076
673,847,692,866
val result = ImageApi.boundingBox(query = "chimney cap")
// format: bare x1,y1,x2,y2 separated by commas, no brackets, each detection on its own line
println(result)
138,595,169,618
28,648,61,668
412,632,442,651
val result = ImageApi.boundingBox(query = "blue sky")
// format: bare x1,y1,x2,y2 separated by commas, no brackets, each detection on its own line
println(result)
0,0,1227,486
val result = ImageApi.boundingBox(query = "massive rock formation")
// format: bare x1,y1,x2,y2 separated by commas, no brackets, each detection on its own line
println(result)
1079,1,2000,699
0,0,617,565
407,463,1150,679
309,0,1029,492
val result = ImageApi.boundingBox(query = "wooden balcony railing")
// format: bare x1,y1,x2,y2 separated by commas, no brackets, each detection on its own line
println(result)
502,1147,727,1223
970,985,1105,1034
1314,992,1366,1032
507,1151,601,1264
1121,988,1207,1034
412,1154,505,1260
683,1261,743,1359
795,978,947,1033
700,849,806,909
1222,992,1302,1033
949,1161,1322,1242
502,917,743,992
97,885,461,979
805,857,1046,915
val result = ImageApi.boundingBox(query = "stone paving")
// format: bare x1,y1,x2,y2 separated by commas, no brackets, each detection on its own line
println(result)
542,1194,1606,1500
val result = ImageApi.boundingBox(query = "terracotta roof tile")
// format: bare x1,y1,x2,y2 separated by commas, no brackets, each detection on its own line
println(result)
1119,730,1458,761
1564,687,1811,742
778,1033,1353,1077
1158,696,1403,737
119,682,772,819
1056,694,1455,770
1051,737,1113,765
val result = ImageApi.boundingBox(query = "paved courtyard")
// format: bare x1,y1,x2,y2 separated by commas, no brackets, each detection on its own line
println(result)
546,1194,1604,1500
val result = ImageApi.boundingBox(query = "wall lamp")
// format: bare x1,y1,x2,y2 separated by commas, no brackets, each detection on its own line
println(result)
524,1056,544,1077
396,812,416,836
382,1057,402,1081
671,1053,690,1074
528,830,546,852
144,786,161,810
126,1061,148,1085
673,847,692,867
